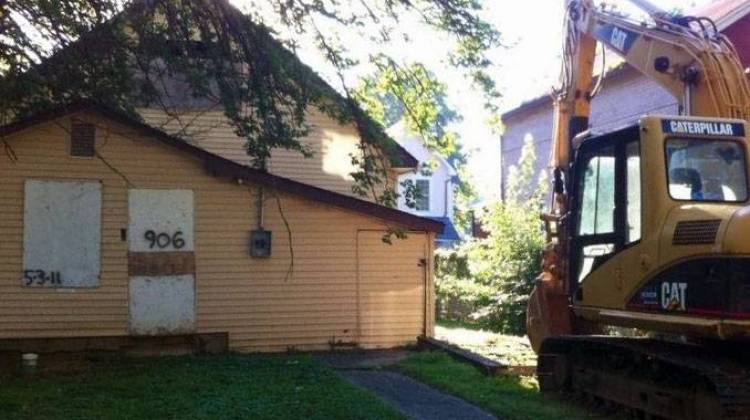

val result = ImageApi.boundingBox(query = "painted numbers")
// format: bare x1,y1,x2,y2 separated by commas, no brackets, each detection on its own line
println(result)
661,282,688,311
23,269,63,286
144,230,186,250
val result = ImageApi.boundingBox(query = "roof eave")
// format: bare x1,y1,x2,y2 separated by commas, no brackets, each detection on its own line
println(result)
0,101,443,234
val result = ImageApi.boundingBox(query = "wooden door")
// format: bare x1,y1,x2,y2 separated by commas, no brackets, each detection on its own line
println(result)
356,231,428,348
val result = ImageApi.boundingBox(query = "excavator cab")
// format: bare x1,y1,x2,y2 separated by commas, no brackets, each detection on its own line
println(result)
567,115,750,339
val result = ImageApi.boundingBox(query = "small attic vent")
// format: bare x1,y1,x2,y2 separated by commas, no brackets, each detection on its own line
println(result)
70,122,96,157
673,219,721,245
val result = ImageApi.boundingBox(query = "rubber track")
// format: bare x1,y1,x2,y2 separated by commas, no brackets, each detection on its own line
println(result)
539,336,750,419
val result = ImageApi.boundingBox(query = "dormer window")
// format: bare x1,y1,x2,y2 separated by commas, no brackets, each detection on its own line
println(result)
415,179,430,211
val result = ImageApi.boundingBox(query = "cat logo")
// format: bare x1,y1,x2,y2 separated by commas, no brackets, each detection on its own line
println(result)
661,282,687,311
610,27,629,52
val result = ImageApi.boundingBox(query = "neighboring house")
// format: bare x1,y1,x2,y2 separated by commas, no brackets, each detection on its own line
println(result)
390,122,461,248
0,103,441,353
500,0,750,199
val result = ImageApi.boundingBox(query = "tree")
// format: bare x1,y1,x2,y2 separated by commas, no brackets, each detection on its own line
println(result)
354,56,476,227
1,0,501,205
435,137,546,334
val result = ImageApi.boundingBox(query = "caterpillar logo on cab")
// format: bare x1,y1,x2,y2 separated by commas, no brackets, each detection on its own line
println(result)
661,282,687,311
661,119,745,137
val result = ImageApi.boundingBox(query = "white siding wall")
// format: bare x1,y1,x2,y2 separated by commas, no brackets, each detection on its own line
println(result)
391,131,455,218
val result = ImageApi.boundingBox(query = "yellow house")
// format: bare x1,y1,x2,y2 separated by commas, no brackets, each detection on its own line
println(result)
0,102,441,353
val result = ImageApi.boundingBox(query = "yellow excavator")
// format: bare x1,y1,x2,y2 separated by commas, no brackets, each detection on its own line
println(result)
526,0,750,417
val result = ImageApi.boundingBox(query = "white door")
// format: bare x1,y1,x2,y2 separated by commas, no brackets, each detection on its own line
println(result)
128,189,196,335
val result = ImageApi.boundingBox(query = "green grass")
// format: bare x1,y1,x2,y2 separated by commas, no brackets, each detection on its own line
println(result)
0,354,404,420
398,351,599,420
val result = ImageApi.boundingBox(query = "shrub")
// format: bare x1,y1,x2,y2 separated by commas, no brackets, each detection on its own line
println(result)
435,137,546,334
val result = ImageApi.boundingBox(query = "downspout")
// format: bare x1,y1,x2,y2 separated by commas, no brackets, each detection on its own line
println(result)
444,179,450,218
421,254,429,337
421,235,434,337
256,186,264,228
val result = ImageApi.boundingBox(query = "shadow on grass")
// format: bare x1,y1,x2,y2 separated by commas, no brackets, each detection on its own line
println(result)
0,353,405,420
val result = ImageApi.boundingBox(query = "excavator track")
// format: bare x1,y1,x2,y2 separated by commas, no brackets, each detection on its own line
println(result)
537,336,750,419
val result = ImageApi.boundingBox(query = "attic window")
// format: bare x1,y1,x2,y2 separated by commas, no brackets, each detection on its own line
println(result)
70,122,96,157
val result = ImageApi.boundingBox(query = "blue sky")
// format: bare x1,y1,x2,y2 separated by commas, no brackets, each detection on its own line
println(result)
232,0,714,201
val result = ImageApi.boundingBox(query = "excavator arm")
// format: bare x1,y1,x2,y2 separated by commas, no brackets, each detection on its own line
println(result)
527,0,750,352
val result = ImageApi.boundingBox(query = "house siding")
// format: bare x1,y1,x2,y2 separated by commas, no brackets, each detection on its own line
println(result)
0,112,434,352
138,108,399,200
501,67,678,198
724,15,750,67
500,13,750,199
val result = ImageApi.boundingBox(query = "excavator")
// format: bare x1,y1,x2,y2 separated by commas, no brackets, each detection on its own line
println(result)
526,0,750,418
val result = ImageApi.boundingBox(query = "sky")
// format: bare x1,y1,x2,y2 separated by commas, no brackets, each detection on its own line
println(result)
231,0,715,202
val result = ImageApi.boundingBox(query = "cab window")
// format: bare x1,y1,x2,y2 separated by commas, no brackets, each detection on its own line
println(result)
571,131,642,285
626,141,641,243
577,147,615,235
666,139,748,202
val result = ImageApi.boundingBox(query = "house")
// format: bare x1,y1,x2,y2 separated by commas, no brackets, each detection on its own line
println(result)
0,0,450,355
389,122,462,248
0,102,441,354
500,0,750,199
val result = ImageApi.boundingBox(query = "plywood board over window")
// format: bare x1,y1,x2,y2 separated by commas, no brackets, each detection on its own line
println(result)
22,180,102,288
128,189,196,336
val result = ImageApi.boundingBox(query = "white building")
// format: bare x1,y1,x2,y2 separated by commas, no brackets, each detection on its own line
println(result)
390,122,461,247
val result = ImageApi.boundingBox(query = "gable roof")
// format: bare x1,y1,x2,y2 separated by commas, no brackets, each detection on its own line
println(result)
501,0,750,122
0,101,442,233
388,121,458,177
10,0,418,170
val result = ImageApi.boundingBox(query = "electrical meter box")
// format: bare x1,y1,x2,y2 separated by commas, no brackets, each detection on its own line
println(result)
250,229,272,258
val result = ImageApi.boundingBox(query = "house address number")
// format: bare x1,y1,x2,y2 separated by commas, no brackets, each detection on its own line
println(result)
144,230,186,250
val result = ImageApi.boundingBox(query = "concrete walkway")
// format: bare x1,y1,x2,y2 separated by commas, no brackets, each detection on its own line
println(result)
339,369,497,420
318,350,497,420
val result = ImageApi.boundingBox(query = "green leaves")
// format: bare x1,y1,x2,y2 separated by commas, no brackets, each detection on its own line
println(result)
2,0,500,207
436,138,547,335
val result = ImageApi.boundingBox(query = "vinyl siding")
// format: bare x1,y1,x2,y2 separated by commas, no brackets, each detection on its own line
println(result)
501,67,677,199
0,112,433,352
500,15,750,200
138,107,399,200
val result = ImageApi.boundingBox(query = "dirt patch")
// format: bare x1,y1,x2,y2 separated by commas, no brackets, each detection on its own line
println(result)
434,325,536,368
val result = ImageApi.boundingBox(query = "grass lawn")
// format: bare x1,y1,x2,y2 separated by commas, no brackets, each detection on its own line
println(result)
398,351,602,420
0,354,404,420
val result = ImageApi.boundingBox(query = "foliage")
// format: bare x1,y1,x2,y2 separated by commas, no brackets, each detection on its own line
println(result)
354,55,476,228
398,351,596,420
0,354,404,420
1,0,501,205
435,137,546,334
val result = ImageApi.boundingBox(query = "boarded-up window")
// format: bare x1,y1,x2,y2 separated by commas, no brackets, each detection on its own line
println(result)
23,180,102,287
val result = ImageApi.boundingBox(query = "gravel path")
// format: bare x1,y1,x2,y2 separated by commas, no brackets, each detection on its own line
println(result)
339,369,497,420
